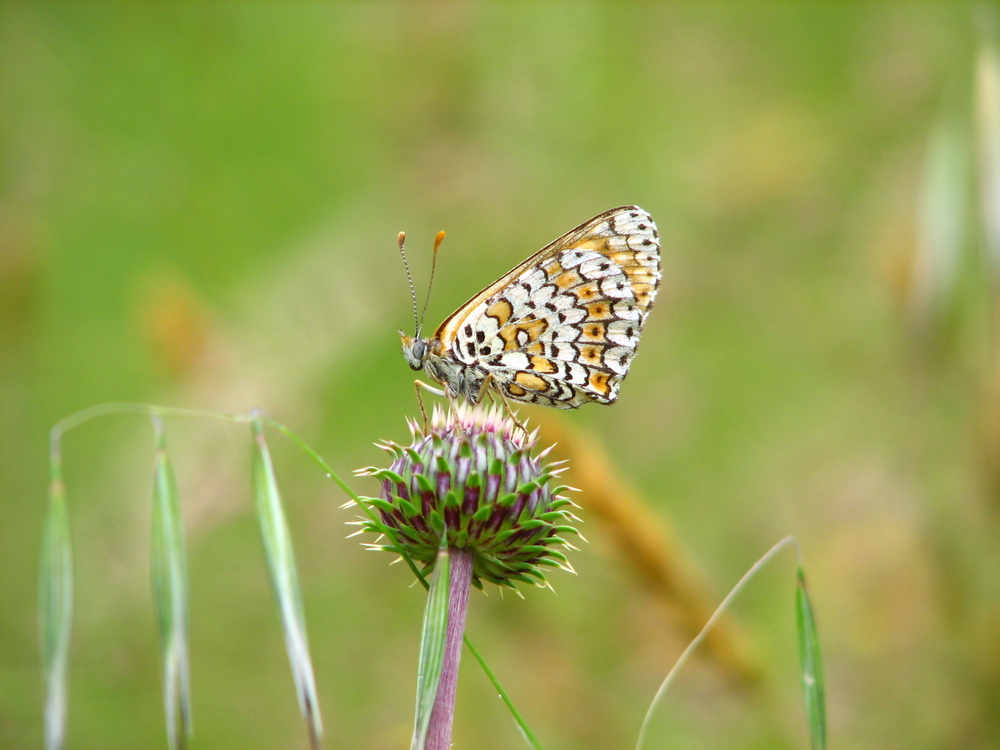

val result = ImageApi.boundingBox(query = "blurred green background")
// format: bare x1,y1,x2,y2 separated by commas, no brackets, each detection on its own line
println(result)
2,3,999,749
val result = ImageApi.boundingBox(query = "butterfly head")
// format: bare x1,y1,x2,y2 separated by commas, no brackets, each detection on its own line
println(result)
398,230,447,373
400,331,428,371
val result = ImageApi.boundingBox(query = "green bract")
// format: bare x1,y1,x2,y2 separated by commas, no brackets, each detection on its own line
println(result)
353,404,579,589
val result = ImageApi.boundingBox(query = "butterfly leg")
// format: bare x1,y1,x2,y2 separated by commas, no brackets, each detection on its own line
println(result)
481,376,529,437
414,379,447,430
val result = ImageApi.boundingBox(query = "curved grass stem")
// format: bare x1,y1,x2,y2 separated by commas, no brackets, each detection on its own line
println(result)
635,536,801,750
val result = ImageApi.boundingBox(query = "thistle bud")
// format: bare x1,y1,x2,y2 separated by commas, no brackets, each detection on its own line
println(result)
353,404,579,589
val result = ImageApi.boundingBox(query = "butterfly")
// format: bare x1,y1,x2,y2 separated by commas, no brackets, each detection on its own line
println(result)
400,206,661,409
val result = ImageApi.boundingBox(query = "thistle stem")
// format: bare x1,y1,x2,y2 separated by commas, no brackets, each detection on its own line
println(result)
426,548,474,750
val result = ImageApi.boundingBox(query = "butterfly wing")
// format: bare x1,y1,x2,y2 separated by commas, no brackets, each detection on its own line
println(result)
437,206,661,408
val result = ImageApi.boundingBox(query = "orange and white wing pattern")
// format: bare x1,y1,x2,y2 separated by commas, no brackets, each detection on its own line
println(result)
436,206,661,408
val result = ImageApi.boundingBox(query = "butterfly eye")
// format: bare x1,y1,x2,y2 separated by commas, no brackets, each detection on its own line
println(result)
400,333,427,371
403,338,427,371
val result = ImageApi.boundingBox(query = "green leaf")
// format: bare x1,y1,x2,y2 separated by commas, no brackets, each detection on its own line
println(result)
515,481,539,496
505,572,534,585
428,510,445,533
518,566,546,581
374,468,406,485
365,497,396,514
796,566,827,750
497,492,517,508
539,511,569,523
517,545,550,556
39,458,73,750
415,473,434,493
492,528,519,544
517,519,548,530
412,546,451,750
551,525,580,535
251,416,323,749
150,422,192,750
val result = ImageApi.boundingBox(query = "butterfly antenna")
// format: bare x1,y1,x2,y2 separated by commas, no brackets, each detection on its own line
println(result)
398,231,420,335
417,230,446,335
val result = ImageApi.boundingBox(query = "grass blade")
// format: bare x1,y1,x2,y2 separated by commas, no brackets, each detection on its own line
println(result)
462,638,545,750
251,414,323,749
412,546,450,750
39,454,73,750
796,566,827,750
151,419,193,750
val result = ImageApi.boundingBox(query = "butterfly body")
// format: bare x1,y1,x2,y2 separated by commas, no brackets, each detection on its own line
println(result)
401,206,661,409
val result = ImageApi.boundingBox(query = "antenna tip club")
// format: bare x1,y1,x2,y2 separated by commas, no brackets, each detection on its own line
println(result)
398,231,406,248
434,230,446,254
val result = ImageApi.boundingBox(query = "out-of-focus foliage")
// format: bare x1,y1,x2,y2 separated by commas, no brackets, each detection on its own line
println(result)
1,4,997,749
